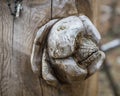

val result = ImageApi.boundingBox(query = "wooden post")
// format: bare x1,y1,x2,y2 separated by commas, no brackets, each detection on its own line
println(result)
0,0,100,96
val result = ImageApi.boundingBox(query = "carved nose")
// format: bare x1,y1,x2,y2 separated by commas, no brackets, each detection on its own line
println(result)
74,37,99,66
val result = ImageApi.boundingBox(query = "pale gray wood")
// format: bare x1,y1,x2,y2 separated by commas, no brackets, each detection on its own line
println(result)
51,1,86,96
12,0,52,96
0,0,102,96
0,0,52,96
76,0,92,18
44,0,101,96
0,1,3,95
52,0,78,18
31,15,105,96
48,16,84,58
0,2,14,96
37,1,88,95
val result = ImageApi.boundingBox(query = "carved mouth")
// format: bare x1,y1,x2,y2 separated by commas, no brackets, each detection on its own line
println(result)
79,50,101,67
74,35,102,68
73,49,101,68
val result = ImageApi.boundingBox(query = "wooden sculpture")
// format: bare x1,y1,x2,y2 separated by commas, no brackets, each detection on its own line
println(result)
0,0,104,96
31,15,105,86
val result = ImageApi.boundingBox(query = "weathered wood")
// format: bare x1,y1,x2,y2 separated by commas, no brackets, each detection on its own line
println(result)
0,0,51,96
52,0,78,18
76,0,93,18
39,1,86,95
0,1,3,95
0,0,101,96
86,1,101,96
0,2,14,96
50,0,101,96
12,0,52,96
31,14,104,85
86,1,100,96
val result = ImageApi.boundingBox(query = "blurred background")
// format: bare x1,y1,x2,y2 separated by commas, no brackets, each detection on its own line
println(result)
98,0,120,96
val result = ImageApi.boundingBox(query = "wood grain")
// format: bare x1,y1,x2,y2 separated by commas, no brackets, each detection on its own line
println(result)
0,1,3,95
0,1,14,96
86,0,100,96
0,0,100,96
52,0,78,18
76,0,92,18
12,0,52,96
0,0,51,96
51,0,99,96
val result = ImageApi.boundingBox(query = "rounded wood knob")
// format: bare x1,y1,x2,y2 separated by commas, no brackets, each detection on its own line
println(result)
31,15,105,86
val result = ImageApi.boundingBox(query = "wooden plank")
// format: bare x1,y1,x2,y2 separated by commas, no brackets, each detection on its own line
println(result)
0,1,3,95
75,0,93,18
86,0,100,96
32,1,87,96
52,0,78,18
77,1,100,96
0,1,14,96
51,0,99,96
79,0,100,96
51,0,88,96
12,0,52,96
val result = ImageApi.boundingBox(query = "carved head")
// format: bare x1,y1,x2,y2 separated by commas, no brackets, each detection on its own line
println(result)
31,15,105,86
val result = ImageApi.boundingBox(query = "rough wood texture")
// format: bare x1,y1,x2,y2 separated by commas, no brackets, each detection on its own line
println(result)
76,0,92,18
0,2,14,96
0,2,3,95
31,15,105,96
0,0,101,96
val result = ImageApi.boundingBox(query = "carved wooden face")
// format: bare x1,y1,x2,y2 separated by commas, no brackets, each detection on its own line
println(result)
31,15,105,86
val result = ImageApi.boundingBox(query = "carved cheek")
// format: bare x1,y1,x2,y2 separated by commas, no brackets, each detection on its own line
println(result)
42,48,58,86
31,19,59,75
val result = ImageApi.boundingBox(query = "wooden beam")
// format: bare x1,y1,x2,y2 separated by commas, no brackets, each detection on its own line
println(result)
0,1,14,96
0,1,3,95
0,0,100,96
12,0,52,96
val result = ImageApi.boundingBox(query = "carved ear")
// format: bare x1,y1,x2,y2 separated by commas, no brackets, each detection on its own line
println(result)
42,48,58,86
86,51,105,78
79,15,101,44
31,19,59,75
